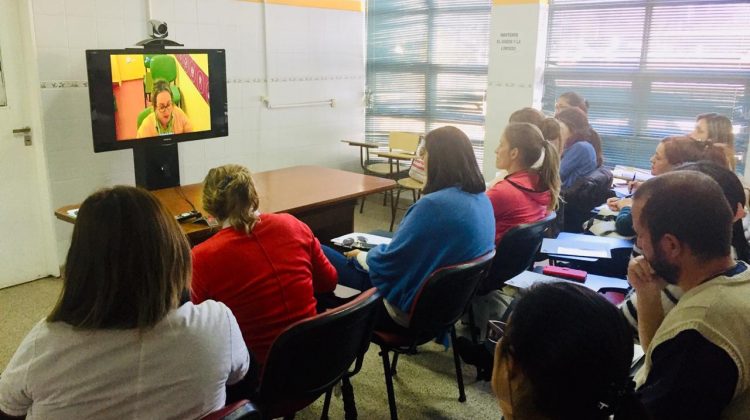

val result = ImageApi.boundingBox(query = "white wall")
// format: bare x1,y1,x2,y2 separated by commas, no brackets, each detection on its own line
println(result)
30,0,366,262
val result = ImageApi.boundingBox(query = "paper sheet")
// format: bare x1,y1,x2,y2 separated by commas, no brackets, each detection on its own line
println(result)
557,246,610,258
331,232,392,248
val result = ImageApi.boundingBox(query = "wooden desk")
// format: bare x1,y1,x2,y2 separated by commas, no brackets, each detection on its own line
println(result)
55,165,396,245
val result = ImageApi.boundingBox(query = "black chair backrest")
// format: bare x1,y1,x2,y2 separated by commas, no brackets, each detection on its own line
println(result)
259,288,381,401
408,251,495,334
561,167,615,232
479,212,557,294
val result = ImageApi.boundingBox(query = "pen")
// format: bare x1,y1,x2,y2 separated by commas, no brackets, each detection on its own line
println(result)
628,173,637,194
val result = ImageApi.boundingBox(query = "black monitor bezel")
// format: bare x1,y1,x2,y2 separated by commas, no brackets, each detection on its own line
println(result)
86,48,228,153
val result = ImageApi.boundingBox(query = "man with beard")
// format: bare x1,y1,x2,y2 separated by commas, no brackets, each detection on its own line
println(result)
629,171,750,419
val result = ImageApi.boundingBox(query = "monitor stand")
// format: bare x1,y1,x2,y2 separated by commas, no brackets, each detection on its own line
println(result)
133,143,180,190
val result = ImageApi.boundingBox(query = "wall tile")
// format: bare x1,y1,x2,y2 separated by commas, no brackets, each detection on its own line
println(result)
172,0,197,24
95,0,123,19
37,48,70,81
34,0,66,16
66,16,99,49
96,18,124,48
35,14,69,48
149,0,175,22
65,0,97,17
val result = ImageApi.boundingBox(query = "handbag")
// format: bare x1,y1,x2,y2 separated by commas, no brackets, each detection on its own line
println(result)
408,143,426,183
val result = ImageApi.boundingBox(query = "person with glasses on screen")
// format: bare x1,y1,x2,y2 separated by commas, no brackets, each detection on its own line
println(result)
137,80,194,138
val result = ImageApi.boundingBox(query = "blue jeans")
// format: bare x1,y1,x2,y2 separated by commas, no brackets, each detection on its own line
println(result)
322,245,373,291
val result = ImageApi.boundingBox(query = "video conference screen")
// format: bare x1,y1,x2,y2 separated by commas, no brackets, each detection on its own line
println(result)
110,53,211,141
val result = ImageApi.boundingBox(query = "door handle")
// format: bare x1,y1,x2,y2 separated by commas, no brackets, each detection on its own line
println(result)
12,127,32,145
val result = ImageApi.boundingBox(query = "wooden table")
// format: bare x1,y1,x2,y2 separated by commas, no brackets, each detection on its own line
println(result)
55,165,396,245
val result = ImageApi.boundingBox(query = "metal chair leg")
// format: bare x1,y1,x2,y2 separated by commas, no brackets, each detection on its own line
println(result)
390,187,403,232
341,376,357,420
321,388,332,420
380,347,399,420
450,327,467,403
468,304,479,344
391,353,400,376
359,196,366,213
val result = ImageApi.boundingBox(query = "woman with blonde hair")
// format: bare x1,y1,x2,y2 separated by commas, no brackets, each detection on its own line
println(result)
191,164,337,369
0,186,249,419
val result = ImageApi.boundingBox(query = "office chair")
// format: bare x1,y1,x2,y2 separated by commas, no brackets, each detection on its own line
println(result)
251,288,381,419
371,251,495,420
467,212,557,343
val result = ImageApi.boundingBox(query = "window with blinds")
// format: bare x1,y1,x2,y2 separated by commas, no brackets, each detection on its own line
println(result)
543,0,750,174
365,0,491,166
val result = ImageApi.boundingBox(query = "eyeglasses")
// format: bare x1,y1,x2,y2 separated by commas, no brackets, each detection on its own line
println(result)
157,102,173,113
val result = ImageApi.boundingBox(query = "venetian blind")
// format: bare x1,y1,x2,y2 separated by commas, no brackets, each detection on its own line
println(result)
543,0,750,173
365,0,491,166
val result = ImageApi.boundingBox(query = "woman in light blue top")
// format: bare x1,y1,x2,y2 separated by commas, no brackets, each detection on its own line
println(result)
324,126,495,328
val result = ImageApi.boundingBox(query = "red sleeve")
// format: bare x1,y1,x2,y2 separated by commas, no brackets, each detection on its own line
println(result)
487,182,511,220
190,250,209,303
307,228,338,293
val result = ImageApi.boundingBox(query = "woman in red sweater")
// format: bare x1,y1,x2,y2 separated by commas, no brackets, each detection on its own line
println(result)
487,122,561,244
191,164,338,368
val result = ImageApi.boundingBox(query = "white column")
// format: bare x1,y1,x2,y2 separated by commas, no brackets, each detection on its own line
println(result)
483,0,549,180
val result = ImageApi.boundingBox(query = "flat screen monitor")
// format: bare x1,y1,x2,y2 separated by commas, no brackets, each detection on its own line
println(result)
86,48,228,152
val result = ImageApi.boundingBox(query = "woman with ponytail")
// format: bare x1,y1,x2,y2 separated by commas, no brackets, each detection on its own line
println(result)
492,282,650,420
487,122,561,244
191,164,338,369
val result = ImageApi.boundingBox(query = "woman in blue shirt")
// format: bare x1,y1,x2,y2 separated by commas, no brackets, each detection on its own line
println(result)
324,126,495,328
556,107,603,189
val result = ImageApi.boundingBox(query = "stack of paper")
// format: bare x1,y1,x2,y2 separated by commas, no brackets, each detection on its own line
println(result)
612,165,653,182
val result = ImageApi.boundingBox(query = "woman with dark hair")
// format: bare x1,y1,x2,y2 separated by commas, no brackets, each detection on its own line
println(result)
492,282,648,420
324,126,494,328
540,117,562,152
608,136,729,236
191,164,337,366
555,91,589,114
0,186,249,419
690,113,736,169
488,122,561,244
556,107,603,188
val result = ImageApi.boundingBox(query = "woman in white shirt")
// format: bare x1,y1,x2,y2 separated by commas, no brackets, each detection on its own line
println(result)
0,186,249,420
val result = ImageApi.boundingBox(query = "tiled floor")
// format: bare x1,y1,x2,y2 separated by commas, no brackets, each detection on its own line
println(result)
0,193,501,419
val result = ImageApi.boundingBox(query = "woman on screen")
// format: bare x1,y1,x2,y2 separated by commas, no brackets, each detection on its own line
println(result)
0,186,249,419
136,80,194,138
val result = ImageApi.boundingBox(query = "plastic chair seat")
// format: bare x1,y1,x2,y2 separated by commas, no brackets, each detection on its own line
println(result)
366,162,409,176
397,177,424,190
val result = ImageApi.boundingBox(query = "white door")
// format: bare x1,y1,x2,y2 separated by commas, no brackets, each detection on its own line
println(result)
0,0,54,288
